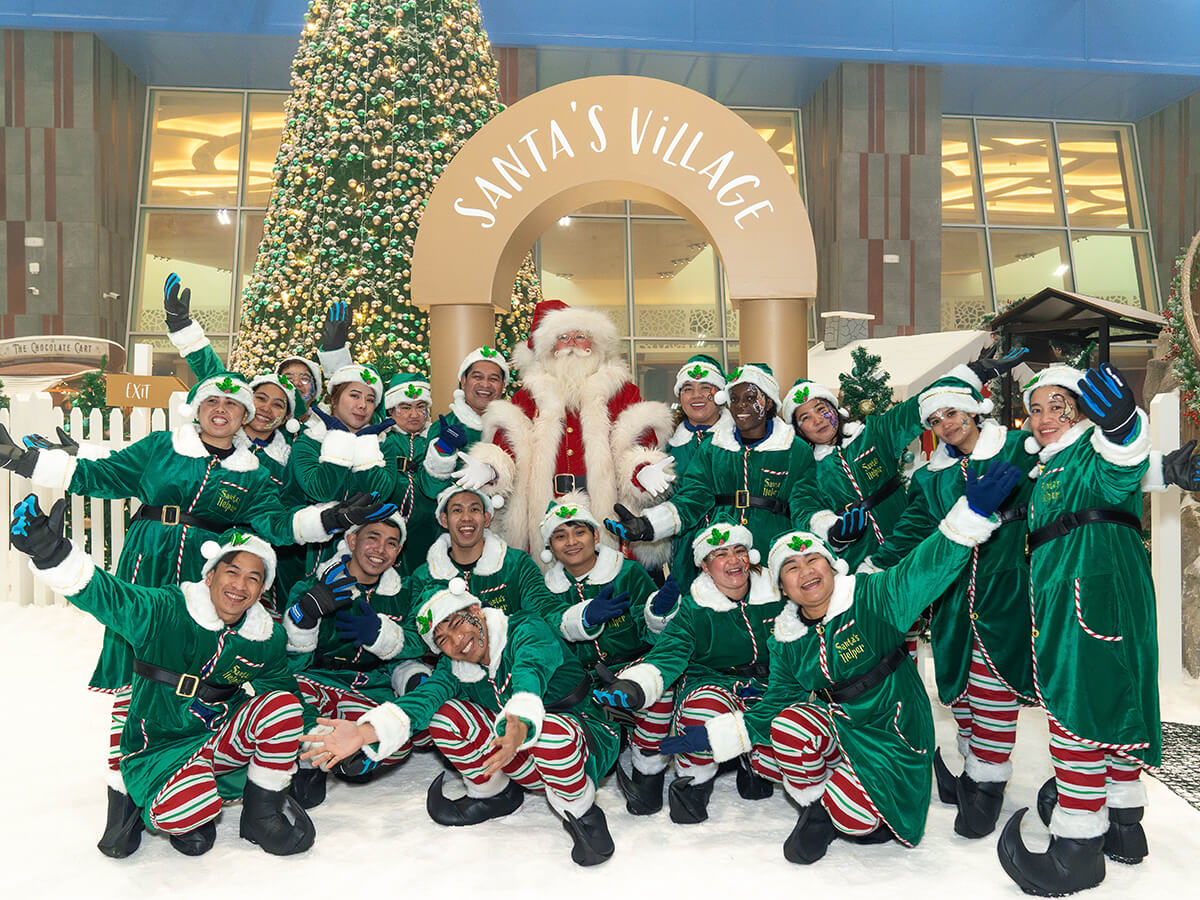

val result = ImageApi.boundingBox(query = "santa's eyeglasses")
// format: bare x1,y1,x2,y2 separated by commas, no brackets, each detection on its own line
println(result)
555,331,591,345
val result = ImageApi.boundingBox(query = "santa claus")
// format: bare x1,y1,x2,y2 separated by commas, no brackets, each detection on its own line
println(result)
452,300,675,566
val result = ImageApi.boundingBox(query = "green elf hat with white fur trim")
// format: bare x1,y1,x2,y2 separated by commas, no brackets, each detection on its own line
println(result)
249,373,307,434
413,578,479,652
454,346,510,407
178,372,256,422
200,528,278,590
327,364,384,407
781,378,844,425
673,354,726,397
275,356,323,398
384,372,432,411
917,374,994,428
1020,364,1085,413
714,363,781,411
692,520,760,567
538,497,602,563
433,482,504,525
768,530,850,585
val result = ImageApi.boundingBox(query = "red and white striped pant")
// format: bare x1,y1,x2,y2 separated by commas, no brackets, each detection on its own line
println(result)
295,675,413,765
146,691,303,835
1048,718,1144,815
751,703,883,836
949,643,1021,768
106,685,133,789
427,699,595,815
671,684,749,782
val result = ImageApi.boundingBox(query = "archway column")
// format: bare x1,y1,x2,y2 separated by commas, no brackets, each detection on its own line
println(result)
737,296,809,391
428,302,496,411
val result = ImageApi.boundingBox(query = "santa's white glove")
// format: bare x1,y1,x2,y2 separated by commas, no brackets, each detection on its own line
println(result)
634,457,676,497
453,453,497,490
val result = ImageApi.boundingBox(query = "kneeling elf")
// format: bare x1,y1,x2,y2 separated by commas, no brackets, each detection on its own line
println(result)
301,582,621,866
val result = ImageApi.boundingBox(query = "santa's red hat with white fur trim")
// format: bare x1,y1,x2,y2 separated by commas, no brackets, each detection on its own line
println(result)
511,299,621,372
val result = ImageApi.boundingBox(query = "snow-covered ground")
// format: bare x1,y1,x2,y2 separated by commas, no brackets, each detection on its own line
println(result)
5,600,1198,898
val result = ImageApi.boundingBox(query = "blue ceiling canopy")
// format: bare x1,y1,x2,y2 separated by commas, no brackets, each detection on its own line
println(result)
3,0,1200,118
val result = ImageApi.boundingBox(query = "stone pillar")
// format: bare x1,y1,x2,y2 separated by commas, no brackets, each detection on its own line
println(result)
738,297,809,390
428,303,497,411
0,31,145,342
802,63,942,337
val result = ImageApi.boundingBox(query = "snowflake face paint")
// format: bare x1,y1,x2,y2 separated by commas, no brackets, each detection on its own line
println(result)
1028,385,1081,448
433,607,489,664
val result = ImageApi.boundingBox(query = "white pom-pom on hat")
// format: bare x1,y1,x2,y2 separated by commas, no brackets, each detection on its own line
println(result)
980,399,995,416
714,390,729,405
453,388,466,404
285,418,301,434
177,402,195,419
492,495,504,510
749,549,761,565
447,577,468,595
201,540,221,560
540,549,555,564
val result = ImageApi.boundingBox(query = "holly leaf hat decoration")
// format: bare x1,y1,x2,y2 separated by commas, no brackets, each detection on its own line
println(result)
687,364,708,380
360,368,378,385
404,384,423,398
555,506,578,519
788,535,813,552
706,527,732,546
216,376,240,394
416,608,433,635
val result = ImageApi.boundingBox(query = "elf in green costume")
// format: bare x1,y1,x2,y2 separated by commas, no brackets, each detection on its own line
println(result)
380,372,440,573
870,367,1039,840
537,497,658,671
300,581,622,867
593,521,783,823
407,484,555,620
423,345,510,477
997,363,1162,897
10,503,321,859
656,463,1021,864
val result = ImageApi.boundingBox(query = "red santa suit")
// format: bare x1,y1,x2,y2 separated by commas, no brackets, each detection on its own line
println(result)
468,301,674,567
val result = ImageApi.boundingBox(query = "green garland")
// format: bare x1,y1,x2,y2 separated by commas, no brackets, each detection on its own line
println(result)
1162,248,1200,425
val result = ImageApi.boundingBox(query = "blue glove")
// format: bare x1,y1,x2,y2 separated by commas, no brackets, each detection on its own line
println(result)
320,300,351,351
320,492,399,534
334,599,382,647
1077,363,1138,445
967,344,1028,382
188,699,223,729
827,503,868,550
736,682,763,700
310,405,350,433
163,272,191,333
649,576,681,617
660,725,711,756
287,560,356,629
964,462,1023,518
434,414,470,455
581,585,630,629
356,417,395,436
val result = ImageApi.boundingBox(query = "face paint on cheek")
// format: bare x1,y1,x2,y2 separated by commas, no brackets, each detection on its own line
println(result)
751,398,766,418
1048,392,1078,424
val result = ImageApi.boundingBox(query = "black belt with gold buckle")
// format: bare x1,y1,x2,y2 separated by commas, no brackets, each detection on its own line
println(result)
554,473,587,495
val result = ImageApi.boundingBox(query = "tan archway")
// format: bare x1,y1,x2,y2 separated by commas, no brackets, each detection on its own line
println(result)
412,75,817,407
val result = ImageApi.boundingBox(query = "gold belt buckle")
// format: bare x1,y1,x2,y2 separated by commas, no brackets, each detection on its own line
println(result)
734,490,750,509
160,505,182,526
175,673,199,698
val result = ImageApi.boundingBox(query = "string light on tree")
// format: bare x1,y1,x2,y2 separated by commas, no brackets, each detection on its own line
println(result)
232,0,540,383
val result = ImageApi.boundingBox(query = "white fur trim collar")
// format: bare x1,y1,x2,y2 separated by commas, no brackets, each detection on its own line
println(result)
927,420,1007,472
427,531,508,580
813,420,865,462
449,397,483,431
544,544,623,593
1027,421,1093,464
172,425,260,472
181,580,274,641
450,607,509,683
688,569,779,612
257,429,292,467
710,416,794,453
667,409,734,448
772,575,856,642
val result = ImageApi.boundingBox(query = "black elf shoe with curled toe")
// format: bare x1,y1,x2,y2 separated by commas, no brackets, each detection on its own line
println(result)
239,780,315,856
169,820,216,857
97,787,144,859
783,803,837,864
562,805,615,867
668,776,714,824
997,808,1105,897
425,771,524,826
615,759,665,815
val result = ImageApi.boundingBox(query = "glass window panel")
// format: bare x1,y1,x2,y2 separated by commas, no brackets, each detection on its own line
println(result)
577,200,626,215
1070,232,1153,310
1057,124,1143,230
941,228,994,330
976,120,1064,226
133,210,236,334
726,341,739,370
732,108,801,191
143,91,244,207
243,93,287,207
538,215,628,334
238,211,266,303
633,341,721,399
989,229,1072,307
127,334,229,380
942,118,982,224
629,200,683,216
631,218,718,339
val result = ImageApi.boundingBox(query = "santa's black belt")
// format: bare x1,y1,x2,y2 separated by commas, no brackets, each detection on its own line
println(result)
132,659,242,702
816,645,907,705
713,492,788,516
132,504,224,532
723,661,771,681
314,653,384,673
996,504,1028,525
1026,507,1142,554
850,474,903,514
396,457,418,474
546,673,593,712
554,473,586,494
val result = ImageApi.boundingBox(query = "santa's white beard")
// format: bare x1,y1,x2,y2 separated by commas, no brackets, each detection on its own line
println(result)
535,346,605,406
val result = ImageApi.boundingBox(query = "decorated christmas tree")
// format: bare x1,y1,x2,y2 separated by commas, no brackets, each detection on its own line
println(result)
839,346,894,417
1164,246,1200,425
232,0,540,381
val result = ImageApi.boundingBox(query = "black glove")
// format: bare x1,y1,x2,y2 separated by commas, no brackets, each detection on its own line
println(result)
1077,363,1138,445
320,300,351,352
433,414,469,455
320,492,400,534
23,426,79,456
603,503,653,543
1163,439,1200,492
163,272,192,334
966,344,1028,383
10,494,71,570
591,662,646,710
827,502,868,551
0,424,39,478
582,585,631,629
286,561,356,629
964,462,1023,518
